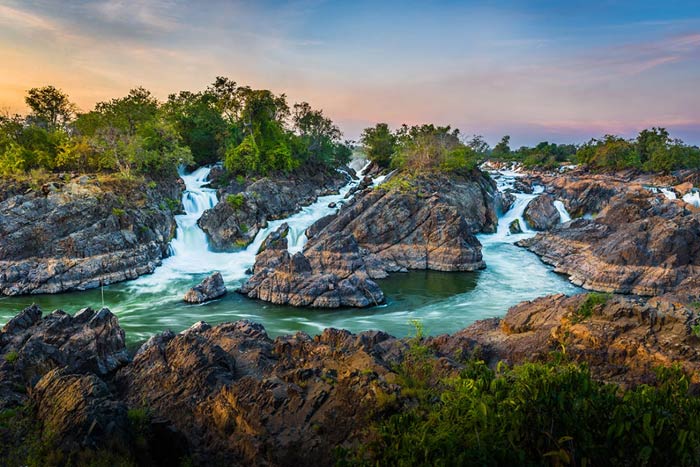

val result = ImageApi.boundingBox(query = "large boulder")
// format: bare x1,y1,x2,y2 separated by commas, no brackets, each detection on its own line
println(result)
184,272,227,304
523,194,560,231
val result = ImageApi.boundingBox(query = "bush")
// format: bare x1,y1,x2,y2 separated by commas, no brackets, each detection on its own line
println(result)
575,292,612,321
226,193,245,210
346,359,700,467
4,350,19,364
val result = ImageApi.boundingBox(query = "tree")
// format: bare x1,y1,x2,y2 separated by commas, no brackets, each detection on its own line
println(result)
25,86,76,129
636,127,669,165
492,135,511,158
465,134,490,155
360,123,396,167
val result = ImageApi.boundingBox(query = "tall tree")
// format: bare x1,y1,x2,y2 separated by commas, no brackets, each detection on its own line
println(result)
360,123,396,167
25,86,76,129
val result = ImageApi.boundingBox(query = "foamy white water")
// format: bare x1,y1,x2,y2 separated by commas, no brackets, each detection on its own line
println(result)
554,200,572,223
683,191,700,207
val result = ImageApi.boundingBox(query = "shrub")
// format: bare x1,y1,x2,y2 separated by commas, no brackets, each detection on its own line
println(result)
575,292,612,321
4,350,19,364
226,193,245,210
345,361,700,467
111,208,126,217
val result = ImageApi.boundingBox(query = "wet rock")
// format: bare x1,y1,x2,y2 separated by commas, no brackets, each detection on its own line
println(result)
328,202,337,208
184,272,227,304
0,175,182,295
497,191,516,214
199,163,350,250
523,194,560,231
509,219,523,234
257,223,289,254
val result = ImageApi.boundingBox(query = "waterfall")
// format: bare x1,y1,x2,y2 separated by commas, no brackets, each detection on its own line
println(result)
129,163,369,293
553,200,572,223
483,170,538,244
684,191,700,208
660,188,677,200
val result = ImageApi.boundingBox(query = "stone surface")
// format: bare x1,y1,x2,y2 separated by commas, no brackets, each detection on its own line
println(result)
519,189,700,295
184,272,227,304
199,163,351,250
0,175,182,295
239,171,497,308
523,194,560,231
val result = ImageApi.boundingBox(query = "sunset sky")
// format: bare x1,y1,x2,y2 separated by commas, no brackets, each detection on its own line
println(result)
1,0,699,145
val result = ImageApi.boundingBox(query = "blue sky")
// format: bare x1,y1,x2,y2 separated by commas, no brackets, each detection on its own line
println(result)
1,0,699,145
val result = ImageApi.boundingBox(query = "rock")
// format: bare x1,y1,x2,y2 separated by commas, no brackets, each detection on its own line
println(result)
240,233,385,308
240,172,496,308
519,190,700,295
33,368,130,453
674,182,694,196
509,219,523,234
0,175,182,295
257,223,289,254
184,272,227,304
434,293,700,387
116,319,406,465
497,191,516,214
0,305,129,410
328,202,337,208
513,179,533,193
199,163,350,250
523,194,560,231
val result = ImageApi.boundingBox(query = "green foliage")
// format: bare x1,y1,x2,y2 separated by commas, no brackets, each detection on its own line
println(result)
346,360,700,467
4,350,19,364
360,123,396,167
375,176,414,193
25,85,76,129
112,208,126,217
226,193,246,210
575,292,612,321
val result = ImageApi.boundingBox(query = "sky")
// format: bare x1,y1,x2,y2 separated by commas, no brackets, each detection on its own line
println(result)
1,0,699,146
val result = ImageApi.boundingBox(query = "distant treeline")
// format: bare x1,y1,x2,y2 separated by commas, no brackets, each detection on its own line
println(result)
0,78,351,179
361,124,700,173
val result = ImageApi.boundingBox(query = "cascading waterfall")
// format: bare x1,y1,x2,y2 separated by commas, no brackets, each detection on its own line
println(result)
553,200,572,222
129,163,369,293
683,191,700,208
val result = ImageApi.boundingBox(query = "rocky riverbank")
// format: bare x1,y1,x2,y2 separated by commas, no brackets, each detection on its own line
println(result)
1,293,698,465
516,169,700,297
239,170,498,307
198,163,353,250
0,174,183,295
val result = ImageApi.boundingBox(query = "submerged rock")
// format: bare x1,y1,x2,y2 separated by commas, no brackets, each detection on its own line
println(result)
523,194,560,231
184,272,227,304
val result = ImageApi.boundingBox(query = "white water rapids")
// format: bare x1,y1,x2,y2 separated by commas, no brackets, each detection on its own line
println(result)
0,163,581,343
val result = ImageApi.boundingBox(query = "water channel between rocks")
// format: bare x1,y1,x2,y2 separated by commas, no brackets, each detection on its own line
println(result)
0,167,582,344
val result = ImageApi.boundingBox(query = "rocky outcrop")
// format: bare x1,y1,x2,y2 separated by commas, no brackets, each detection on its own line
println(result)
432,293,700,386
239,172,496,308
184,272,227,303
0,175,182,295
509,219,522,234
240,226,384,307
519,189,700,295
523,194,560,230
2,297,700,464
198,163,351,250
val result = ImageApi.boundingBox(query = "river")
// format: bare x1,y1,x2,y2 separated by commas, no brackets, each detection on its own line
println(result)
0,166,581,344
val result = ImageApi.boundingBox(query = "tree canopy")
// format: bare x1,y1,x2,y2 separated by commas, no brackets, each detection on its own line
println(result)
0,78,352,179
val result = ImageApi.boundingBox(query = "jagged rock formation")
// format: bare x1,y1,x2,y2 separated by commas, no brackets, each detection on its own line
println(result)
432,293,700,387
523,194,560,231
2,295,699,464
519,189,700,295
239,172,497,308
240,225,384,307
0,175,182,295
184,272,227,303
198,164,352,250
